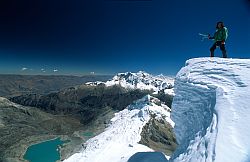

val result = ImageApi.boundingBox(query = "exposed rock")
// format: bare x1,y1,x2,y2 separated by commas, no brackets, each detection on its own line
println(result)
10,85,152,124
139,116,178,156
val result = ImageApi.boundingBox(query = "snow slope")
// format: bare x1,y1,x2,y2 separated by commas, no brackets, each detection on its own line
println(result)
170,58,250,162
86,71,174,95
63,95,173,162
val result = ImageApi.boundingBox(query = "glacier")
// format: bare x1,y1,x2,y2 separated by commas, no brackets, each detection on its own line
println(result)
170,58,250,162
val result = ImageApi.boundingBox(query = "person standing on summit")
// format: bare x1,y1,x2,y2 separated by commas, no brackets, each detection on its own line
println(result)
208,21,228,58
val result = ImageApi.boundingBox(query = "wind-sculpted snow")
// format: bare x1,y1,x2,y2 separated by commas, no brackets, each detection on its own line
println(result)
170,58,250,162
170,80,217,162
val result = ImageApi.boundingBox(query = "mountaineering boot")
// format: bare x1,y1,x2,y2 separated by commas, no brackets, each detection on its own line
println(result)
222,50,227,58
210,51,214,57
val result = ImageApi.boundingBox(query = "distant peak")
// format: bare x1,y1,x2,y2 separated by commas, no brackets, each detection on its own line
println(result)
86,71,175,95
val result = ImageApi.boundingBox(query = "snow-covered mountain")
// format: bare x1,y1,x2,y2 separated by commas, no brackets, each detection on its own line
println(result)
170,58,250,162
86,71,174,95
64,95,174,162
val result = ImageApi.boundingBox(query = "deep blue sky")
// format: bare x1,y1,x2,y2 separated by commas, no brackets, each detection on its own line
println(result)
0,0,249,75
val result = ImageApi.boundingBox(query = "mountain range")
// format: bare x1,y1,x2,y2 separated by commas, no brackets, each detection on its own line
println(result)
0,71,176,162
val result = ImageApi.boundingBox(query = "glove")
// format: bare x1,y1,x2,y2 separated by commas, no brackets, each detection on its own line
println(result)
208,34,211,39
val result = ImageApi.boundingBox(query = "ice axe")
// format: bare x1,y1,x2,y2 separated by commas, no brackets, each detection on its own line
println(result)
199,33,210,41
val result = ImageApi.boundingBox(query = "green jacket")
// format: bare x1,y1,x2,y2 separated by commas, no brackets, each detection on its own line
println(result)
213,27,228,42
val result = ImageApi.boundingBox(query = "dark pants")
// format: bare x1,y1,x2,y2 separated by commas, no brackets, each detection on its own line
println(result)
210,41,227,58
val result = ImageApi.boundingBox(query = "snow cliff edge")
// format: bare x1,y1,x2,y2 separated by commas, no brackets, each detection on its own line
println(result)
170,58,250,162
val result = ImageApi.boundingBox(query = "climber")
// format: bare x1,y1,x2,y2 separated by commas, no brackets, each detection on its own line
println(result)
208,21,228,58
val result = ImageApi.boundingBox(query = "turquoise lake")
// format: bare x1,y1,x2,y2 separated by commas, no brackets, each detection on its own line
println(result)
23,138,64,162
